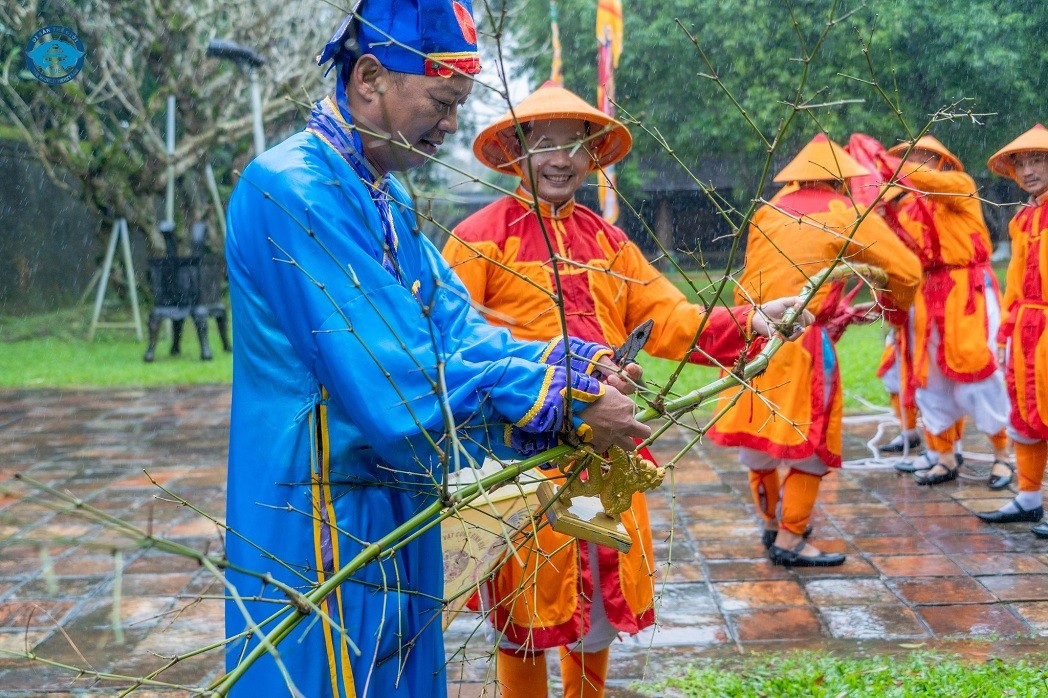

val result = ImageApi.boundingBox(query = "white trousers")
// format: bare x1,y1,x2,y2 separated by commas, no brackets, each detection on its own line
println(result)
880,330,902,395
913,275,1009,437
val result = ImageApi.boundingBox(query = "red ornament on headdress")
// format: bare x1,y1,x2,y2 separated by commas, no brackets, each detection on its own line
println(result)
454,1,477,44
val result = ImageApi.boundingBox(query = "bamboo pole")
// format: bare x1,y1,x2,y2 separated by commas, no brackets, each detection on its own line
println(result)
210,262,882,693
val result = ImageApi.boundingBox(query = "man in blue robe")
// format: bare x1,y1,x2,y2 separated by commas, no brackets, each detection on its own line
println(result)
222,2,649,696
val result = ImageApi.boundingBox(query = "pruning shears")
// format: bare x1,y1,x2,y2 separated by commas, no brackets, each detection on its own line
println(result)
611,319,654,367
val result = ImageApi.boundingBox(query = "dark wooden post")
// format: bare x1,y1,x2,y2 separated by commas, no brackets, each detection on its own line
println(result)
655,196,675,271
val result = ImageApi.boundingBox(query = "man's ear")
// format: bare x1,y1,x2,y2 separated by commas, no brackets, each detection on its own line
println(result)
349,54,390,103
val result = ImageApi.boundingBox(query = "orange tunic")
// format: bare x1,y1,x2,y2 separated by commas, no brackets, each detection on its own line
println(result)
887,170,1001,384
998,194,1048,441
444,192,755,649
709,186,921,466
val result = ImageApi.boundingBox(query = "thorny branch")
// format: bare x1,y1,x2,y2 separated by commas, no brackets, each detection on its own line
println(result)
0,0,1004,694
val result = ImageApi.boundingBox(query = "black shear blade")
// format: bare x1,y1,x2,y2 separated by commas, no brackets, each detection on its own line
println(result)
613,319,654,366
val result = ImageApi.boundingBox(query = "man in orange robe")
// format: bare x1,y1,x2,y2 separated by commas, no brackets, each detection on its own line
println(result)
709,134,921,567
844,133,968,462
977,125,1048,533
882,136,1011,486
443,83,811,698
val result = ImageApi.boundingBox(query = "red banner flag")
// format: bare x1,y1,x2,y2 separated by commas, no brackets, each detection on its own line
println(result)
549,1,564,86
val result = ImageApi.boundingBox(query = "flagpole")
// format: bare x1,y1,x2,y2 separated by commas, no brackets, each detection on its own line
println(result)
596,0,623,223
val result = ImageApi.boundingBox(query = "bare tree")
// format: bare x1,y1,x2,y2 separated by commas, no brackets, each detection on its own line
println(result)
0,0,335,252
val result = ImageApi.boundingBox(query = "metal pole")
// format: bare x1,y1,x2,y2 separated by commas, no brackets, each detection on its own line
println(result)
88,220,120,342
205,163,227,239
165,95,175,223
117,219,144,341
249,69,266,156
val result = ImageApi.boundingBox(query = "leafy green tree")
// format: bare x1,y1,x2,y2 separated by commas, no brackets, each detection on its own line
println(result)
511,0,1046,201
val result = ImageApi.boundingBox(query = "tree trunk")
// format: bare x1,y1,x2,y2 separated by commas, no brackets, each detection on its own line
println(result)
655,196,675,271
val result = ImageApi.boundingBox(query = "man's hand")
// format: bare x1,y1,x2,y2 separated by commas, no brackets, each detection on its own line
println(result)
594,355,643,396
997,346,1007,370
580,383,651,452
751,296,816,340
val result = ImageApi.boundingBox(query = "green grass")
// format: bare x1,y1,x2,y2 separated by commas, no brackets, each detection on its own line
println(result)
635,650,1048,697
0,307,232,387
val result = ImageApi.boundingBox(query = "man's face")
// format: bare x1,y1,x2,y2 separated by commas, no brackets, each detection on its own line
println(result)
368,71,473,173
1012,151,1048,196
518,118,592,206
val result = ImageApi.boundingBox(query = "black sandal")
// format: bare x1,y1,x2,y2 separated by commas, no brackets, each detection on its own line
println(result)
988,459,1015,490
769,539,845,567
914,461,958,486
761,524,813,549
894,451,937,473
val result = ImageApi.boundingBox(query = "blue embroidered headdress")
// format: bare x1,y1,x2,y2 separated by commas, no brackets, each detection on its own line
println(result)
317,0,481,82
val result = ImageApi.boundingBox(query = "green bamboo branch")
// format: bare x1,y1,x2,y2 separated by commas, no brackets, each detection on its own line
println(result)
0,648,205,693
210,6,874,683
208,254,874,692
208,446,571,693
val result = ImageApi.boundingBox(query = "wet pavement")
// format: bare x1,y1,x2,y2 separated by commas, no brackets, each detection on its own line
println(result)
0,386,1045,696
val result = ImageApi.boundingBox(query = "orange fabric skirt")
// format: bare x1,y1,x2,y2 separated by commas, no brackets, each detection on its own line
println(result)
710,325,843,468
484,448,657,650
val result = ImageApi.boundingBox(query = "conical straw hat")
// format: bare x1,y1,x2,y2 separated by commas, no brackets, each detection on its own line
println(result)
987,124,1048,179
773,134,869,183
473,82,632,173
886,134,964,172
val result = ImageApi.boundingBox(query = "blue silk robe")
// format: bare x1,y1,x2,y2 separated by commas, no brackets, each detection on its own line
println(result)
224,104,610,697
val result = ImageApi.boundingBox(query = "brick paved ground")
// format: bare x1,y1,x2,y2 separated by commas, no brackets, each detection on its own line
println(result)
0,386,1045,696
